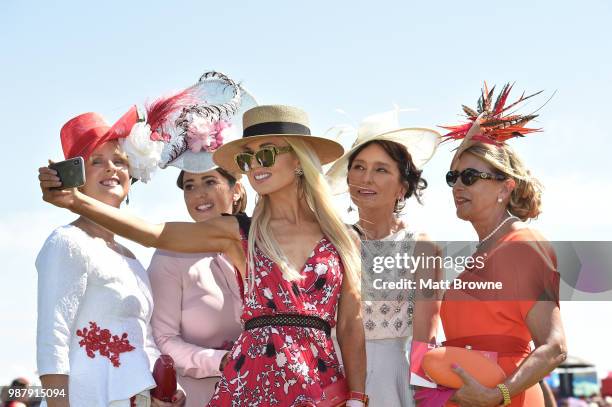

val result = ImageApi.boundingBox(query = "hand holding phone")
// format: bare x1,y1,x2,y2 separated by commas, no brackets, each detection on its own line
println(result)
48,157,86,189
38,160,83,211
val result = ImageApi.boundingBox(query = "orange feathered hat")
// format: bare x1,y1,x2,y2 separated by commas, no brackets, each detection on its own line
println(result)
441,82,544,168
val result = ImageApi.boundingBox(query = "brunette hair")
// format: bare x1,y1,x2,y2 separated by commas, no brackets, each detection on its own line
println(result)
347,139,428,212
177,167,247,214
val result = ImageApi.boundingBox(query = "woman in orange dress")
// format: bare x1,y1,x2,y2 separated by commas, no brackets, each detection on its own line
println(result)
439,83,567,406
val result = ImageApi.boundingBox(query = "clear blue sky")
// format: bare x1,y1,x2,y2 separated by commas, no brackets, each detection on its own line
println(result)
1,0,611,384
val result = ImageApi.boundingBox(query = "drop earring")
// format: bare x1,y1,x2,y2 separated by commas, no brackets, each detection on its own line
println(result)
126,194,130,205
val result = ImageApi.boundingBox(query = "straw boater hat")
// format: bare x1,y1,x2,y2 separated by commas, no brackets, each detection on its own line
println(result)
441,82,543,170
325,109,441,194
212,105,344,173
157,71,258,188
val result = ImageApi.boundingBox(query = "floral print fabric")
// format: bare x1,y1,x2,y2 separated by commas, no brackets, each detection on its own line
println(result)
208,235,346,407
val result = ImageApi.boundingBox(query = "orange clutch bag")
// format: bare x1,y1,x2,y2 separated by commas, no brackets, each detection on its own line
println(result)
422,346,506,389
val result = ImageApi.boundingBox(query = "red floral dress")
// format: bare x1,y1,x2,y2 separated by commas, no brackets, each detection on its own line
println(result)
207,218,345,407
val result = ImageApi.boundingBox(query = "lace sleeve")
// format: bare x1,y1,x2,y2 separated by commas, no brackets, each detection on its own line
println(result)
35,227,89,375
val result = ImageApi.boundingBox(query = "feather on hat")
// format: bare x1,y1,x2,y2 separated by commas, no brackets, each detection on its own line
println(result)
441,82,543,169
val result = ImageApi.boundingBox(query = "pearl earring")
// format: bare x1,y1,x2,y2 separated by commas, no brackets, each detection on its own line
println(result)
497,197,502,203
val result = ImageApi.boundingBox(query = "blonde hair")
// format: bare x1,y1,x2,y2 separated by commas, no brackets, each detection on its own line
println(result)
247,138,360,291
463,143,543,220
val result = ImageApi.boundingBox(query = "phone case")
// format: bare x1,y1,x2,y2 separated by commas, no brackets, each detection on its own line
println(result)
49,157,85,189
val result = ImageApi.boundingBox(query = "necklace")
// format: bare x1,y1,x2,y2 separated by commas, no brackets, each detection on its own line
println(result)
358,220,402,240
477,215,520,248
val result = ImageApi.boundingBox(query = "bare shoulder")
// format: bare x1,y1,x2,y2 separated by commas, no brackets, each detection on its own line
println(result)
415,231,433,242
414,232,439,256
200,215,243,241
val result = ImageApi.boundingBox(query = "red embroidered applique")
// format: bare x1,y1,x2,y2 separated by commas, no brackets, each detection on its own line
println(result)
76,321,135,367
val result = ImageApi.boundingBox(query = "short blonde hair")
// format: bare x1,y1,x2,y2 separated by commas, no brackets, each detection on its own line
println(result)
462,143,543,220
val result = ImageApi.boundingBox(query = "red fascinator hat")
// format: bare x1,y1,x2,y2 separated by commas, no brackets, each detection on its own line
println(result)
60,109,143,160
60,112,112,160
59,88,197,182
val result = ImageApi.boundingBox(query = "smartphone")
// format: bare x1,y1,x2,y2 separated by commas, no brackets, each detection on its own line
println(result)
49,157,86,189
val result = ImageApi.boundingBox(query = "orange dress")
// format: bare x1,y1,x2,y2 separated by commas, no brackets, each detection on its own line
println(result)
440,228,560,406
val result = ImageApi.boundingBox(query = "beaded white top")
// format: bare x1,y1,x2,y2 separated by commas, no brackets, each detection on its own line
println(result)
360,228,416,340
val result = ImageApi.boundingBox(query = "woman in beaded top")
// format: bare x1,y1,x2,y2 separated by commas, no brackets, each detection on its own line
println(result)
326,109,442,406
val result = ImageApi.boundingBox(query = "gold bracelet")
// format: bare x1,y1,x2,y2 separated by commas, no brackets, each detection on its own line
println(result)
497,383,511,406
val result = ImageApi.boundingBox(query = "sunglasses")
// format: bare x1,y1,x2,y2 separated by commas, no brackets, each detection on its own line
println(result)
446,168,507,187
234,146,293,172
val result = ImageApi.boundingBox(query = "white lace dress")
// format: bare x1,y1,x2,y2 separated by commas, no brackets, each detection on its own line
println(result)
361,228,416,407
36,224,159,407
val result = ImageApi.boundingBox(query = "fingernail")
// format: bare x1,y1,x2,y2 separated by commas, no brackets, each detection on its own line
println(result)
451,363,459,369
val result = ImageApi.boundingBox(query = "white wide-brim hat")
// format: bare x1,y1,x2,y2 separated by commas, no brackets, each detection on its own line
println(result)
157,71,258,188
168,89,257,174
325,109,441,194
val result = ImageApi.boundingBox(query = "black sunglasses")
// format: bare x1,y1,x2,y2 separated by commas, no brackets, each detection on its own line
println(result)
446,168,507,187
234,146,293,172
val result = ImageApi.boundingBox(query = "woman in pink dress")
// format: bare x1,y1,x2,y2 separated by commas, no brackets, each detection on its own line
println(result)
39,104,369,406
148,77,252,406
149,171,246,407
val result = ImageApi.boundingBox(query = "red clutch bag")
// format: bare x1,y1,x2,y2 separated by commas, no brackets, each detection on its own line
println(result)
151,355,177,402
315,378,349,407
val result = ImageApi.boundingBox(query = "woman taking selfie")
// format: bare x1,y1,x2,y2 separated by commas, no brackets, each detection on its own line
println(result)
36,107,187,407
38,105,369,406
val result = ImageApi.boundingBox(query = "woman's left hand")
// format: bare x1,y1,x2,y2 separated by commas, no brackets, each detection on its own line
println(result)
151,390,186,407
450,364,503,407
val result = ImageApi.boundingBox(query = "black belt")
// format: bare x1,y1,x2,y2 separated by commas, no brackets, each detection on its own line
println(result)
244,314,331,337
